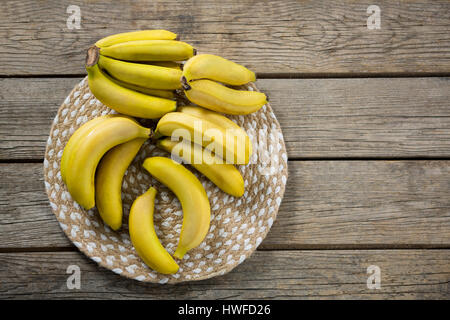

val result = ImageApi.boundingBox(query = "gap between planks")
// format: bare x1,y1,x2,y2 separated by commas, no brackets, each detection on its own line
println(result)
1,73,450,79
3,158,450,164
1,244,450,254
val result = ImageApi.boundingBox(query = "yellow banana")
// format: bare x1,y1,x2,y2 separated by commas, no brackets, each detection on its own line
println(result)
98,55,182,90
95,30,178,48
86,56,176,118
99,40,196,62
61,115,115,183
62,115,138,184
143,157,210,259
148,61,182,70
129,187,179,274
155,112,250,164
177,105,252,157
65,116,151,210
95,138,147,230
182,78,267,115
157,138,244,197
101,70,175,99
183,54,255,85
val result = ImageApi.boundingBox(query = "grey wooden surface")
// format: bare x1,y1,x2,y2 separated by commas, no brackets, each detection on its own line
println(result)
0,0,449,299
1,250,448,299
2,77,450,160
1,0,450,75
1,161,449,249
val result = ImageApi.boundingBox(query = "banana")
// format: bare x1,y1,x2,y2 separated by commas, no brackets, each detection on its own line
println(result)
98,55,182,90
95,30,178,48
143,157,210,259
177,105,252,157
183,54,255,85
62,114,138,184
155,112,251,164
106,75,175,99
129,187,179,274
148,61,183,70
157,138,244,197
61,115,115,183
86,48,176,118
99,40,196,62
182,78,267,115
65,116,151,210
101,70,175,99
95,138,147,230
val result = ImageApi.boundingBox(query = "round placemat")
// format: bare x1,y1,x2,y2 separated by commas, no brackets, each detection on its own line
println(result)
43,76,288,283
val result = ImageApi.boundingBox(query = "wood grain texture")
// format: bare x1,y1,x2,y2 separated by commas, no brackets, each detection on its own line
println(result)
0,250,448,299
1,161,449,249
258,77,450,158
0,78,80,160
1,77,449,160
0,0,449,75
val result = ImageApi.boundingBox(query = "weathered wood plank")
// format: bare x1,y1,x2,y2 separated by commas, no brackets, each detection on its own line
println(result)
1,161,449,248
0,78,80,160
266,160,450,247
0,250,448,299
1,77,449,160
0,0,449,75
259,77,450,158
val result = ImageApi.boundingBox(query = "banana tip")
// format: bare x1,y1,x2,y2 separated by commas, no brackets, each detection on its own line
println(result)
173,247,187,260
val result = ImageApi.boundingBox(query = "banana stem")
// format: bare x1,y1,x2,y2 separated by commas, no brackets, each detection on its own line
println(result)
148,128,155,139
180,76,191,90
152,130,163,140
85,45,100,67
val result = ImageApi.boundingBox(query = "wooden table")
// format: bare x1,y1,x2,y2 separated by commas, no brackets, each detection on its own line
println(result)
1,0,449,299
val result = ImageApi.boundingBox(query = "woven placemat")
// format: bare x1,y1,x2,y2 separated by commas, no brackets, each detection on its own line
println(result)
43,77,288,283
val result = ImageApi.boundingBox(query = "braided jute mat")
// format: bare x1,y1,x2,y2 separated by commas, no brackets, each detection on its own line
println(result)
43,77,288,283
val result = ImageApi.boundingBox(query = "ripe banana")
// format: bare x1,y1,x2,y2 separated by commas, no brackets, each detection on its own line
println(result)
86,50,176,118
183,54,255,85
143,157,210,259
98,55,182,90
157,138,244,197
95,30,178,48
101,70,175,99
95,138,147,230
99,40,196,62
182,78,267,115
129,187,179,274
65,116,151,210
177,105,252,157
61,115,116,183
149,61,182,70
106,75,175,99
155,112,251,164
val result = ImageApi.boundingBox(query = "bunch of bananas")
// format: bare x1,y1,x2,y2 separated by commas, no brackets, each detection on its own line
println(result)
61,30,268,274
86,29,194,118
181,54,267,115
